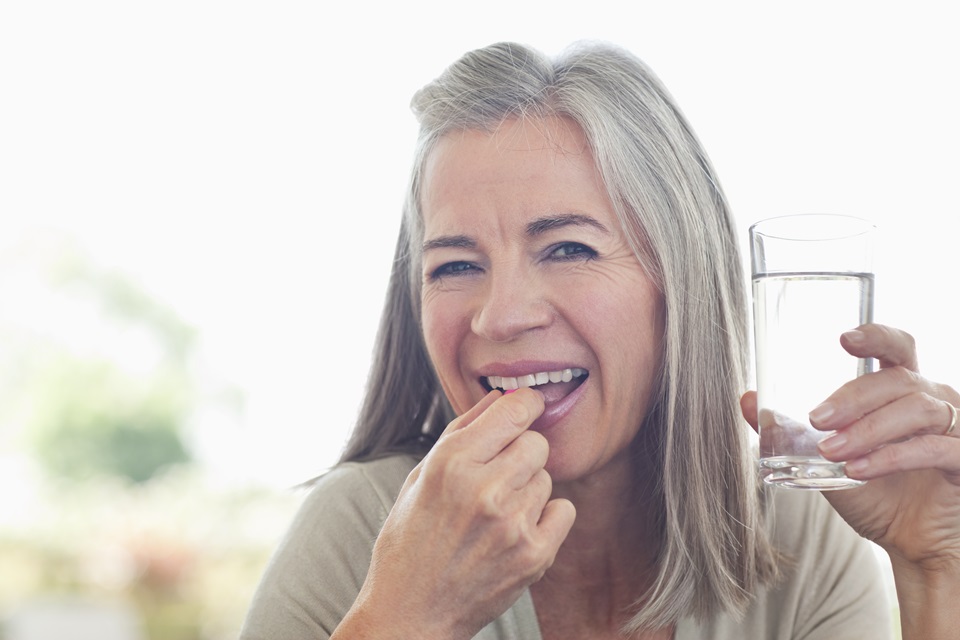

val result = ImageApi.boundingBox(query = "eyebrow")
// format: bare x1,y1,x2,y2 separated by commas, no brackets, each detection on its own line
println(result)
421,234,476,253
525,213,610,236
422,213,610,253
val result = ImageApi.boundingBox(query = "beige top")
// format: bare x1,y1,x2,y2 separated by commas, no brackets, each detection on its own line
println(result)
240,455,893,639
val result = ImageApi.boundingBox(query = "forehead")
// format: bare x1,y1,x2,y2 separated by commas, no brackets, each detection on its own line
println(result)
420,116,615,235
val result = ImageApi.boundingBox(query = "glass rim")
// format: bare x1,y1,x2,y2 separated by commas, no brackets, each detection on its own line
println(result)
749,213,876,242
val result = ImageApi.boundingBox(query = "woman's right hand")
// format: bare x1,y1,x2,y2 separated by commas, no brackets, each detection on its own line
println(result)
334,388,576,640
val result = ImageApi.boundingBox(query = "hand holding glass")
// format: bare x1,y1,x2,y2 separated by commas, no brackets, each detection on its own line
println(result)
750,214,875,490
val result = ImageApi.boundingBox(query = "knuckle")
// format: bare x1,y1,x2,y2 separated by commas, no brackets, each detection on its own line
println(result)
855,412,881,443
420,447,468,491
935,382,959,405
514,534,545,571
896,326,917,351
905,332,917,352
880,436,938,472
876,323,915,348
878,442,907,471
888,365,920,388
435,448,463,477
918,435,942,457
476,485,505,519
504,512,537,550
532,468,553,498
918,392,945,423
518,430,549,457
432,428,465,457
498,397,533,427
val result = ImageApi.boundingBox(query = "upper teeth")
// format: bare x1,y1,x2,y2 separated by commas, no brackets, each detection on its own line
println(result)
486,368,587,391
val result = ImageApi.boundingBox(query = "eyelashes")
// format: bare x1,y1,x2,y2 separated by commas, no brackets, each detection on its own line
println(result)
428,261,479,280
426,242,598,282
548,242,597,261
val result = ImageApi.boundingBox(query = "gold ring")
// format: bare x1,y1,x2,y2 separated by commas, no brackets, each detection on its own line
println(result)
946,402,958,436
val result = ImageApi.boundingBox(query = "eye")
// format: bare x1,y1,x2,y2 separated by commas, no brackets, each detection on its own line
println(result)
547,242,598,261
428,261,481,281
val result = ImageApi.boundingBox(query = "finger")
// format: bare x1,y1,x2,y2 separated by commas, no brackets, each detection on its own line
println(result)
841,435,960,481
423,391,501,484
809,365,927,431
458,388,545,462
534,498,576,563
740,391,759,433
840,324,919,372
817,391,952,461
441,390,502,437
504,497,574,586
494,430,550,489
473,464,553,533
529,468,553,503
520,468,554,526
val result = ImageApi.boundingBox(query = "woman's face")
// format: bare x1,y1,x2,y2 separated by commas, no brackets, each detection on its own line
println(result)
419,116,664,483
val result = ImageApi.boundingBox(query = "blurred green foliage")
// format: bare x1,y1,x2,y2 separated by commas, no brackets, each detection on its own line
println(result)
12,241,196,484
29,356,192,483
0,236,294,639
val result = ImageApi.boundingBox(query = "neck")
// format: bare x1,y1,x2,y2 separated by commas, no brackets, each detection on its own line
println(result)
535,449,662,617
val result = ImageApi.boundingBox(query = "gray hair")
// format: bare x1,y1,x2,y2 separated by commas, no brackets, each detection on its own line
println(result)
341,41,778,629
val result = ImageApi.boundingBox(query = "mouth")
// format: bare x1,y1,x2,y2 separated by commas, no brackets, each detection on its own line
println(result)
480,367,588,404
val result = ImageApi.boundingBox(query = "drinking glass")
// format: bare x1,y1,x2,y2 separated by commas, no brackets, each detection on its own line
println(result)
750,214,875,490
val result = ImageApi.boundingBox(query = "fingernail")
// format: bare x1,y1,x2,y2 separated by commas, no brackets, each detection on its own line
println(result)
843,329,866,344
809,402,835,426
818,432,846,454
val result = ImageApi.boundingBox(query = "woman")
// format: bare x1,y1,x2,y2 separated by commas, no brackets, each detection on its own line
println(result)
241,42,960,639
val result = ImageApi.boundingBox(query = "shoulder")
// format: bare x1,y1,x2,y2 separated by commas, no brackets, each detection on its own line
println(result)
764,487,882,586
299,454,420,524
279,453,421,571
240,454,420,640
759,488,894,639
678,488,894,640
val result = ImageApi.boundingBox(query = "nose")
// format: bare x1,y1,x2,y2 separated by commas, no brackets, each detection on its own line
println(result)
470,270,553,342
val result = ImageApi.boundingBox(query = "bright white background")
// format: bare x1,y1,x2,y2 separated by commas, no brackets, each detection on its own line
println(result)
1,0,956,489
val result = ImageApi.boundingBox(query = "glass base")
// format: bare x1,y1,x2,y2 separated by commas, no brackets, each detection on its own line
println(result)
760,456,865,490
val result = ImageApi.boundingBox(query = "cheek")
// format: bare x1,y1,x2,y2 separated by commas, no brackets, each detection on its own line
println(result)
422,299,478,416
581,282,664,387
421,298,467,380
576,281,662,343
420,300,445,362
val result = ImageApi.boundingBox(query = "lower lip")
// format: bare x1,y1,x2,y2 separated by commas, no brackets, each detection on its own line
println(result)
530,377,588,432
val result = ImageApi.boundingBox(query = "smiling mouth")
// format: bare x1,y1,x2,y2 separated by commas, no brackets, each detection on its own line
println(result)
481,368,588,400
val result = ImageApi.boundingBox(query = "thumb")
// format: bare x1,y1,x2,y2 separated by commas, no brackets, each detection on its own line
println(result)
740,391,759,434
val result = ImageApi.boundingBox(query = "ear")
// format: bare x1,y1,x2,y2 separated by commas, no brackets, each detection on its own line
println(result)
740,391,759,434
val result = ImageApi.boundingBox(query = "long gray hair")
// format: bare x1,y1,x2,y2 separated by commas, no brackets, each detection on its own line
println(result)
340,41,778,630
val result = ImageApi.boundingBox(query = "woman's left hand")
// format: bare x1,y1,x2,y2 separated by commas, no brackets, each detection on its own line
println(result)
741,323,960,567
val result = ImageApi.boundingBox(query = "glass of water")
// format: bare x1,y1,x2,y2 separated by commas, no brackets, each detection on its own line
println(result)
750,214,876,490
